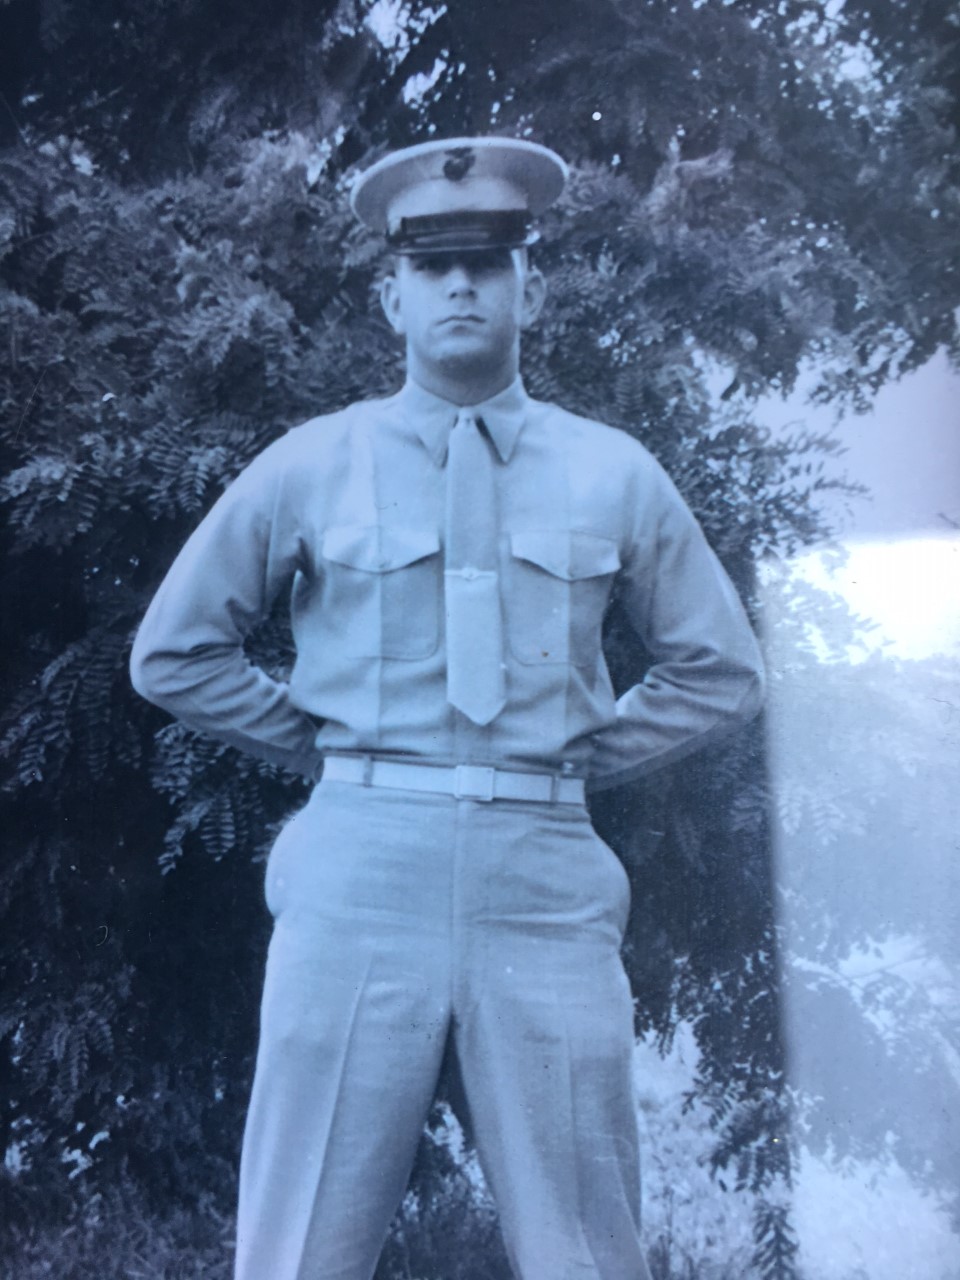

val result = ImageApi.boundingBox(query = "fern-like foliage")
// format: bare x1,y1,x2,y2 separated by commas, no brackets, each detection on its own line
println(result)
752,1196,800,1280
2,0,958,1255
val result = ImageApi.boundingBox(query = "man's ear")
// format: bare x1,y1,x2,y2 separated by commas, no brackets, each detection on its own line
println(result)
380,272,405,335
520,267,547,330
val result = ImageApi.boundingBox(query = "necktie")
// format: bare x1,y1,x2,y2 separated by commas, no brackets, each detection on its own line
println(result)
444,410,506,725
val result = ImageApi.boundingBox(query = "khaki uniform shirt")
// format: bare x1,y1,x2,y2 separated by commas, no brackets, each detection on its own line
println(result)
130,378,764,789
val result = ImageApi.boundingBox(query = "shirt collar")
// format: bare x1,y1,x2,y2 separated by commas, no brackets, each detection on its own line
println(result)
396,377,529,465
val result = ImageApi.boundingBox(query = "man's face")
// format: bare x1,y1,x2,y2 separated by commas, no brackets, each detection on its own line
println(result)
380,248,546,385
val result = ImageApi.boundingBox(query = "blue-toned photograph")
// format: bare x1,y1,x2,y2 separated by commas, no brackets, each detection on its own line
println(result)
1,2,957,1277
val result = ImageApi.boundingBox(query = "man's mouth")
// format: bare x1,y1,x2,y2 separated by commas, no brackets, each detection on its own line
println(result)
439,314,484,325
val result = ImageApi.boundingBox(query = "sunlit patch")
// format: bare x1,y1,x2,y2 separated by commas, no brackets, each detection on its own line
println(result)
789,533,960,661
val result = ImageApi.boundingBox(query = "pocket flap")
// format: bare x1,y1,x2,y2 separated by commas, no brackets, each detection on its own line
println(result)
322,524,440,573
509,530,621,581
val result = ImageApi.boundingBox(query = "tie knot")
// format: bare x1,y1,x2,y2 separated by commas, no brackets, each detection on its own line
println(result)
446,410,489,469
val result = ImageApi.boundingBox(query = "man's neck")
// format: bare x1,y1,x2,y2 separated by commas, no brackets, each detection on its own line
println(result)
406,354,519,407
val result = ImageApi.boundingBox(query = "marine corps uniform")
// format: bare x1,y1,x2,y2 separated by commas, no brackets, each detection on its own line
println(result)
131,136,764,1280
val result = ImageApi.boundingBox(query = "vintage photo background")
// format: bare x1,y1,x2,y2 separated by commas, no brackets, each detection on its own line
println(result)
1,1,957,1276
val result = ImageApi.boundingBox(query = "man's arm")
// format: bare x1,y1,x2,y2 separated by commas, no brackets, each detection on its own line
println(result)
130,441,325,779
587,455,764,792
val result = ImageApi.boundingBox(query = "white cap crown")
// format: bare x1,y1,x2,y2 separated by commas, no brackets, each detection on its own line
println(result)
350,136,567,253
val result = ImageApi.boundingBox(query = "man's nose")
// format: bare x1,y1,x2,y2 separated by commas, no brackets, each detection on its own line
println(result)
444,263,476,294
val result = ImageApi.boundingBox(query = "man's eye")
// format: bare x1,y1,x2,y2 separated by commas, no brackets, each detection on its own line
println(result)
412,256,448,275
463,251,511,274
409,250,512,276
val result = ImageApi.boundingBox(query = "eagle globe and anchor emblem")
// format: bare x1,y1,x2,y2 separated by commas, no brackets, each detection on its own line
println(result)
442,147,476,182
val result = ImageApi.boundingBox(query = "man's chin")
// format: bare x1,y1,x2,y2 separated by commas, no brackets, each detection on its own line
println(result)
433,342,500,372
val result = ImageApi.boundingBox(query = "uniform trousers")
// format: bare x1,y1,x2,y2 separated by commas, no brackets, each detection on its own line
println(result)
234,779,652,1280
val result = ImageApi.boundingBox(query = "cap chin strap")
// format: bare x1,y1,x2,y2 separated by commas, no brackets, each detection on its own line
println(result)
387,209,536,253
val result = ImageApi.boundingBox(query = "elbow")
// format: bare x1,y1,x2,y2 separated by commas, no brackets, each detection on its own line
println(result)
731,646,766,726
742,666,766,722
129,632,159,706
751,639,767,708
129,627,178,710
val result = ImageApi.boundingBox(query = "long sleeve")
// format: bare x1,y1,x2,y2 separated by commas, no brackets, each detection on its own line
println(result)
130,440,325,779
587,457,764,792
131,391,764,782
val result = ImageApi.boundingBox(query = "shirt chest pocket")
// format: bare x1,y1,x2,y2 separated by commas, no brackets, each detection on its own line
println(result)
320,524,442,660
506,530,621,667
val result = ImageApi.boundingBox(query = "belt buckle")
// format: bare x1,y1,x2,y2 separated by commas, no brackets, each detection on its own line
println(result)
453,764,496,802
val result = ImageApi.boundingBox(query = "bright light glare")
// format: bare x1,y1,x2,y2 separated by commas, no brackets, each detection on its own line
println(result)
795,534,960,660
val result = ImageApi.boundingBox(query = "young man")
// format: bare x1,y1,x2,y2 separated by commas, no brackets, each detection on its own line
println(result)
131,136,764,1280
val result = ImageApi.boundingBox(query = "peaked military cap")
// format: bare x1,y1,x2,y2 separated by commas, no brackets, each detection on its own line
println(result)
350,136,567,254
